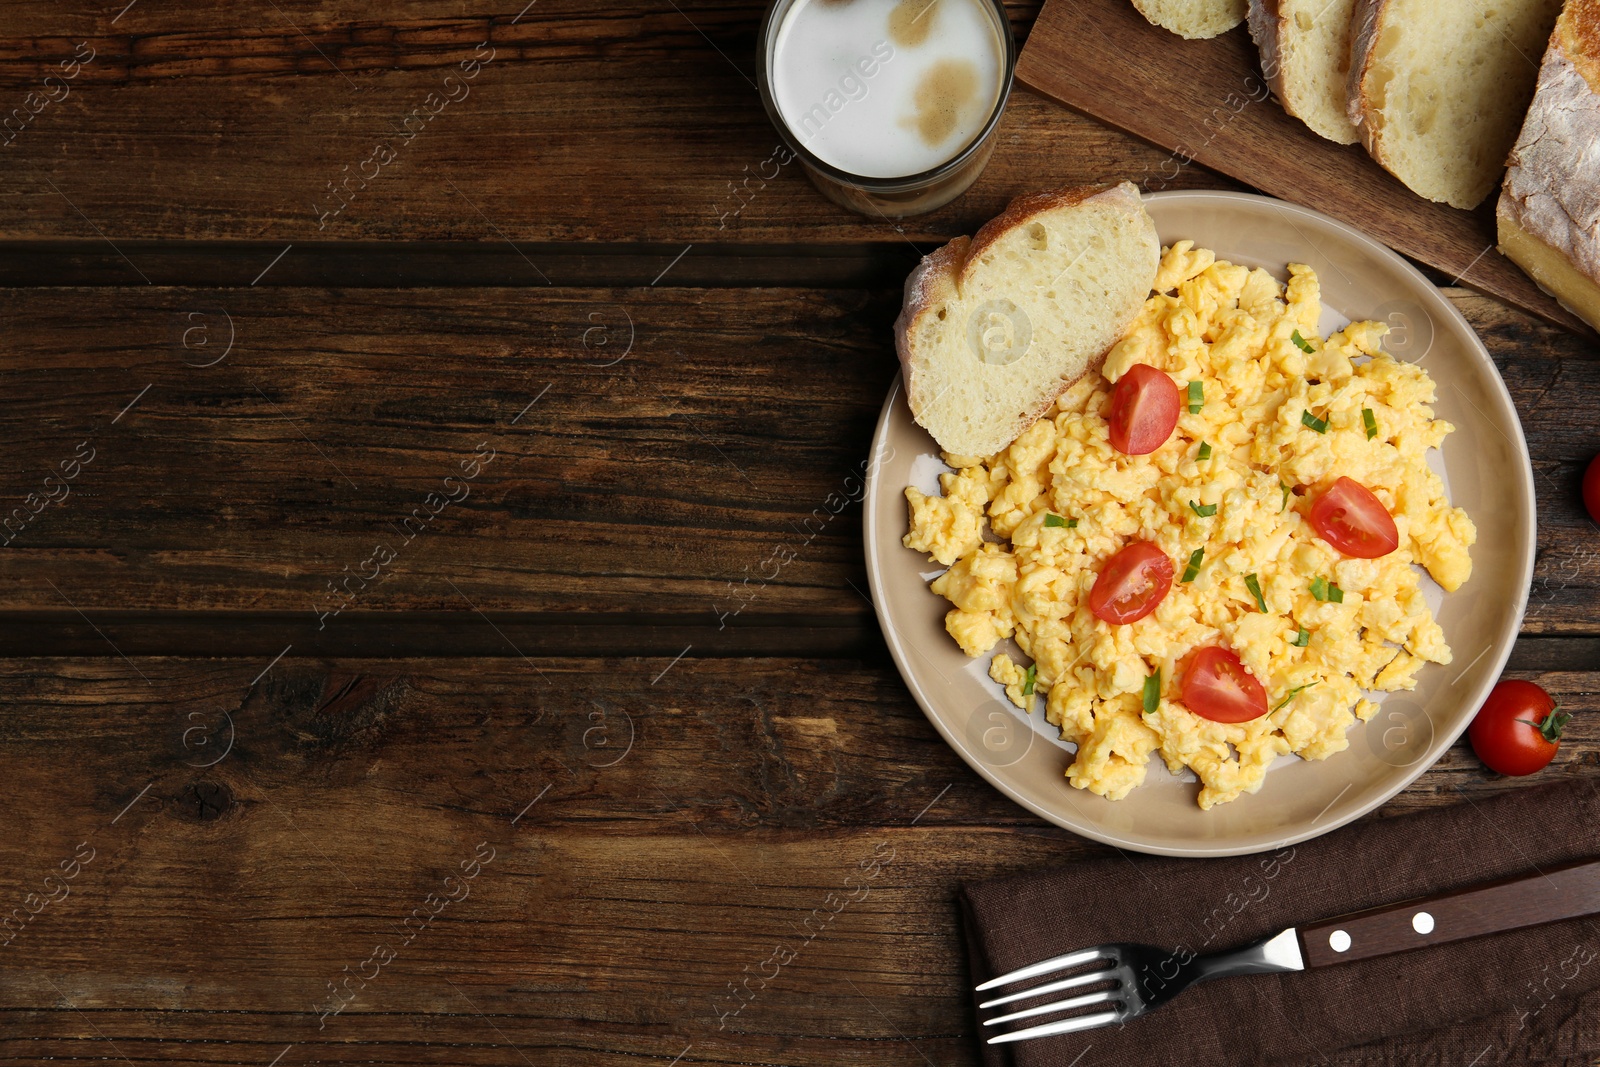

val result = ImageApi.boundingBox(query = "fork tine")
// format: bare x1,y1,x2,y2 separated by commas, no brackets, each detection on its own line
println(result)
978,967,1119,1009
974,947,1112,992
986,1009,1124,1045
982,989,1119,1028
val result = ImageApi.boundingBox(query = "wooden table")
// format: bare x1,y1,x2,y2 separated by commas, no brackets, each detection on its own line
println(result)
1,3,1596,1064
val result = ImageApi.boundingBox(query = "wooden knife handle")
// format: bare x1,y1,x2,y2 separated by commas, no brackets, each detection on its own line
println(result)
1299,858,1600,968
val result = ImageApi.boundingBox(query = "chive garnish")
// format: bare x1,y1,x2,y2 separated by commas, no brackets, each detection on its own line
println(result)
1187,380,1203,414
1189,500,1217,518
1309,576,1344,603
1181,548,1204,583
1301,409,1328,434
1292,627,1311,647
1022,663,1036,696
1273,683,1315,713
1197,441,1212,461
1143,670,1161,714
1281,482,1291,512
1363,408,1378,439
1290,329,1316,354
1244,573,1268,612
1044,513,1067,528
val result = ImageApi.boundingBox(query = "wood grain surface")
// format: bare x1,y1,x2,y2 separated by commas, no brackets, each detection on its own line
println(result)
0,657,1595,1065
1016,0,1594,336
0,285,1594,641
0,2,1253,251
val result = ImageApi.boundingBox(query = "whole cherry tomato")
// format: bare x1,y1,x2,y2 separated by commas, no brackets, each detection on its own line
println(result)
1468,679,1569,776
1583,453,1600,524
1088,541,1173,625
1180,646,1268,723
1107,365,1180,455
1309,477,1400,559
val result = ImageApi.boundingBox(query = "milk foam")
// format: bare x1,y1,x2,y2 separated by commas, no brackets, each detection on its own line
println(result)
770,0,1004,179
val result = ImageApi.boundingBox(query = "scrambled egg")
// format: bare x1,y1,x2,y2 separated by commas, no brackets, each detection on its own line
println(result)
903,243,1476,809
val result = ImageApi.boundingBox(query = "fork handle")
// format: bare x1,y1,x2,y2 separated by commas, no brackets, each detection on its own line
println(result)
1299,857,1600,968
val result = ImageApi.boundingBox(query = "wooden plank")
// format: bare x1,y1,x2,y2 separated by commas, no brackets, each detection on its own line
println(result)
0,285,899,623
0,240,929,289
0,656,1594,1065
1015,0,1593,336
0,4,1242,251
0,285,1594,640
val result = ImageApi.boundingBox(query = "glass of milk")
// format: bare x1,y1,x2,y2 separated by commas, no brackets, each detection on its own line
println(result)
758,0,1016,218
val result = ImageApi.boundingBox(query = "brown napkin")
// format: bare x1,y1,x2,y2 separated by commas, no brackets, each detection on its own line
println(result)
961,780,1600,1067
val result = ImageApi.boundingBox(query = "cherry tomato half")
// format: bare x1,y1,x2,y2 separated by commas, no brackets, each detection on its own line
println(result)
1107,364,1180,455
1583,453,1600,524
1088,541,1173,626
1180,646,1268,723
1468,679,1569,776
1308,477,1400,559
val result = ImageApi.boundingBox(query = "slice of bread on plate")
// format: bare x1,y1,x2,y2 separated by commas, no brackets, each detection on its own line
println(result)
1131,0,1247,39
1497,0,1600,333
1249,0,1359,144
894,181,1160,458
1347,0,1562,208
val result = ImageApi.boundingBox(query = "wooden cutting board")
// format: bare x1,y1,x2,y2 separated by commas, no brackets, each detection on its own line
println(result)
1016,0,1593,337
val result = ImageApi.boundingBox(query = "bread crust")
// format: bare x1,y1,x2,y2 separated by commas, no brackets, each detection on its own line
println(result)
893,236,969,428
1498,0,1600,314
1345,0,1384,140
965,183,1117,271
892,182,1145,456
1248,0,1289,105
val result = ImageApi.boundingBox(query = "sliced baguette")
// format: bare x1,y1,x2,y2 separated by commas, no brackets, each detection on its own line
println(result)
1249,0,1360,144
894,182,1160,458
1347,0,1562,209
1131,0,1247,39
1497,0,1600,333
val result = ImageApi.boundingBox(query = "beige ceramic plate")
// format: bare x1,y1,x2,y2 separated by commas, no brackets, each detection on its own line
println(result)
863,190,1536,857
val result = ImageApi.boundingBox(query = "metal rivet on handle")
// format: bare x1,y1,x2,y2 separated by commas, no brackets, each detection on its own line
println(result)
1412,911,1435,934
1329,930,1351,952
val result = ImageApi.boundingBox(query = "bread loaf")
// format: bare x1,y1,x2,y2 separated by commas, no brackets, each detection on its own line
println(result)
1497,0,1600,333
1131,0,1247,39
1249,0,1359,144
894,182,1159,458
1347,0,1562,208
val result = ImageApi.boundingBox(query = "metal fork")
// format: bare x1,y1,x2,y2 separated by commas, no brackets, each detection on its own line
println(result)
976,856,1600,1044
976,930,1303,1043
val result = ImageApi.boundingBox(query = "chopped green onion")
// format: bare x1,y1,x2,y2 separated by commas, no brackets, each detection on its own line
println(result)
1022,663,1036,696
1068,519,1078,528
1363,408,1378,440
1189,500,1218,518
1044,513,1067,528
1290,329,1316,354
1244,573,1268,612
1197,441,1212,461
1142,670,1161,714
1301,409,1329,434
1292,627,1311,647
1281,482,1291,512
1187,380,1203,414
1181,547,1204,583
1309,576,1344,603
1273,682,1316,713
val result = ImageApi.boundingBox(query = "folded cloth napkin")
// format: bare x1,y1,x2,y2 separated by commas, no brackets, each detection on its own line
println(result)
961,779,1600,1067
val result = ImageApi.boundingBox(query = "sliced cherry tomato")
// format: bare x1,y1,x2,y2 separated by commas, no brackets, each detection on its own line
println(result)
1468,679,1569,776
1583,453,1600,525
1308,477,1400,559
1180,646,1268,723
1088,541,1173,625
1107,364,1180,455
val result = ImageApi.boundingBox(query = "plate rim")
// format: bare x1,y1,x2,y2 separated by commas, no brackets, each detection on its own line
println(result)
863,188,1537,858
